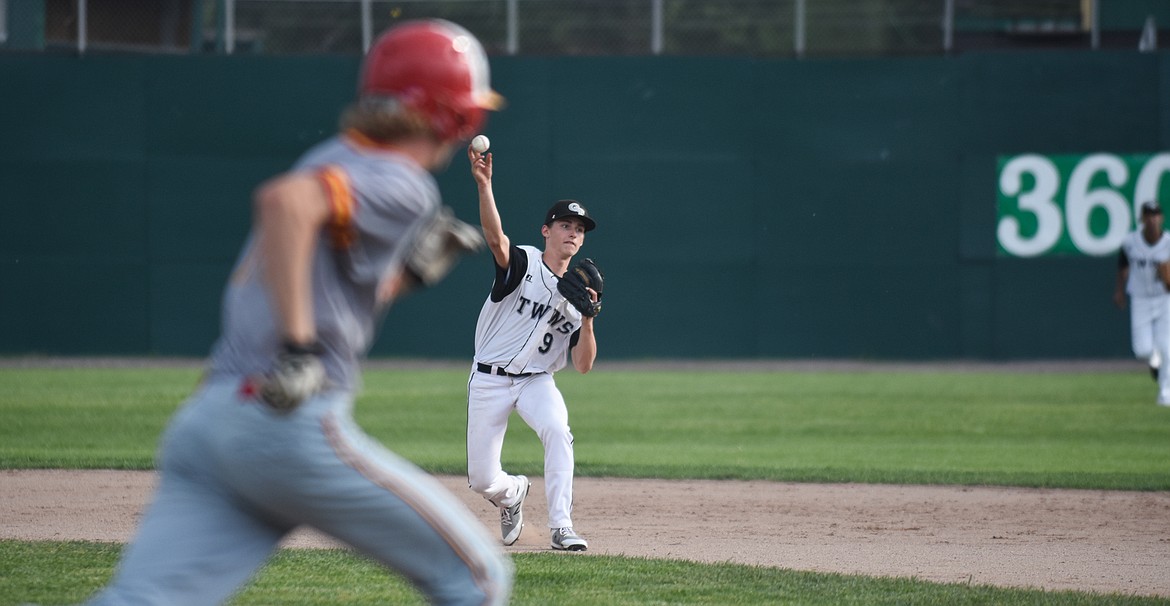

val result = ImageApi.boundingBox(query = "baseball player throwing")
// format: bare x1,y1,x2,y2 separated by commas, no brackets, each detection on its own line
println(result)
83,20,512,606
465,143,601,551
1114,200,1170,406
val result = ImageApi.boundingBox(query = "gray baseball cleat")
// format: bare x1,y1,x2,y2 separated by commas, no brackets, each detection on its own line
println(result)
500,475,530,546
551,527,588,551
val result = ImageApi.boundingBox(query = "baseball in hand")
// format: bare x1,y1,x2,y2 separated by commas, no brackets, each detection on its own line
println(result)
471,134,490,153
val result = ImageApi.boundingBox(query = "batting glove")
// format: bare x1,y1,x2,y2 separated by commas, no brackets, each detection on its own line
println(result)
260,340,327,411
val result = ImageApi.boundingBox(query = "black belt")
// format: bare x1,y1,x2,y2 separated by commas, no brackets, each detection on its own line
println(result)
477,362,532,378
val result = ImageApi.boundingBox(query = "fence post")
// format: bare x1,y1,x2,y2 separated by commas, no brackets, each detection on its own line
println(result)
78,0,86,54
225,0,235,54
942,0,954,53
1088,0,1098,49
361,0,372,52
651,0,663,54
1139,15,1157,52
506,0,518,54
794,0,805,58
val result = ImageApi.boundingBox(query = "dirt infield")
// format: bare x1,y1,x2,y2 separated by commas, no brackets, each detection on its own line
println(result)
3,469,1168,598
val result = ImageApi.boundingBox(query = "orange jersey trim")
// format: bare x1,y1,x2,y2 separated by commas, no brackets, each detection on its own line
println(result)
318,165,356,249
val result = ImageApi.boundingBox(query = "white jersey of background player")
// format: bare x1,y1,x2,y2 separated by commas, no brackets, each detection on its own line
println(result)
1114,200,1170,406
465,144,599,551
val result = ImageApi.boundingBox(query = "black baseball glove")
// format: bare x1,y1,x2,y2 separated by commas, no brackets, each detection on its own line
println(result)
558,258,604,317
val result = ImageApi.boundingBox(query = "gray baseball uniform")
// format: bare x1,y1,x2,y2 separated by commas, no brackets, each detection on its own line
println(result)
84,133,511,606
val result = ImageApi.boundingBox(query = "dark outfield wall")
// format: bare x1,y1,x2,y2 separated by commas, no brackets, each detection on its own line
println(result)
1,51,1167,359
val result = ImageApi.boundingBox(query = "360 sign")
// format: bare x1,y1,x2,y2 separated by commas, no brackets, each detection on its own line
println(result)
997,153,1170,257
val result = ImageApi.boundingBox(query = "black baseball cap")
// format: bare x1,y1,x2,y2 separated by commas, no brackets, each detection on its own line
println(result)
1142,201,1162,215
545,199,596,232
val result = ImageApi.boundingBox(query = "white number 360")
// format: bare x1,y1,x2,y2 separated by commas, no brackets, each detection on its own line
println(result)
997,153,1170,257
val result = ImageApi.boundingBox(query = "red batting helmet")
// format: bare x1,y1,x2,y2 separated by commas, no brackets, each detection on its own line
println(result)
360,20,503,142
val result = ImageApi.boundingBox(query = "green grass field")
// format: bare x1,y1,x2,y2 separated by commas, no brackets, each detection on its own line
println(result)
2,363,1169,605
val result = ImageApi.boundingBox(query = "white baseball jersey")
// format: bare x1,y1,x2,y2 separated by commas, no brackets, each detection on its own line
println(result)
1121,230,1170,298
473,245,583,374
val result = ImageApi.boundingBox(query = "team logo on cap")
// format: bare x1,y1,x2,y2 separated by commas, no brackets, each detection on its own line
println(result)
568,202,585,216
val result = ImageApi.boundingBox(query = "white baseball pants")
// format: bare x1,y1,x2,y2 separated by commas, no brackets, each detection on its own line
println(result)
1129,294,1170,403
466,369,576,529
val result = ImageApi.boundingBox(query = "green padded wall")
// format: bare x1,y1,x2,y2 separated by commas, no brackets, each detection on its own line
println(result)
1,51,1165,359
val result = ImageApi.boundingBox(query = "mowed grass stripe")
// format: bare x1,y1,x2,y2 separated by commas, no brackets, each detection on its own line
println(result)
2,367,1166,489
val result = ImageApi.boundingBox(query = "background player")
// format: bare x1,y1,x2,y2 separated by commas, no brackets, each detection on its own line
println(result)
1114,200,1170,407
465,144,599,551
83,20,512,605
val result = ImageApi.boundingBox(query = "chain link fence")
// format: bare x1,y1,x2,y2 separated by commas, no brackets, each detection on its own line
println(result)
2,0,1160,57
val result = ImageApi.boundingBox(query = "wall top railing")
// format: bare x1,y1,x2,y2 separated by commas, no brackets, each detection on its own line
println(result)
0,0,1163,58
